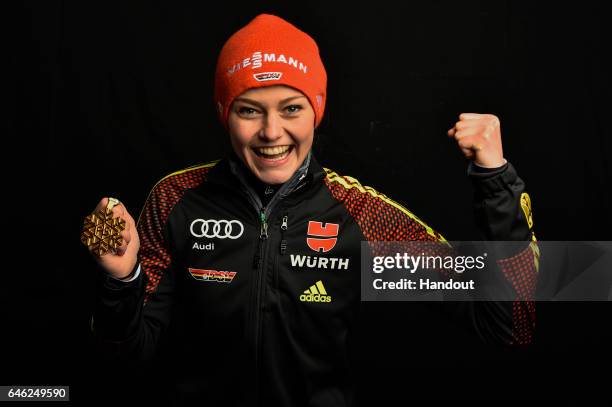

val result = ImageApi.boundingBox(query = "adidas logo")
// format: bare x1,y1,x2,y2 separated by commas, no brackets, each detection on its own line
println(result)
299,280,332,303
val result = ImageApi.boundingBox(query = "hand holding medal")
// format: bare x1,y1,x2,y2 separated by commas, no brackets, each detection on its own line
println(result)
81,197,140,280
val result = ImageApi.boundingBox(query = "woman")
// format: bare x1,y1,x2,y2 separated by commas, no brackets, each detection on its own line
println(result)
83,14,538,406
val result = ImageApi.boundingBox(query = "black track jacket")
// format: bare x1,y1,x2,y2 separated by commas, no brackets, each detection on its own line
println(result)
91,150,538,406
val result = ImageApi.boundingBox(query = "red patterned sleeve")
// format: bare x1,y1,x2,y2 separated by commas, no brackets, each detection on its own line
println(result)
93,162,216,361
323,167,538,346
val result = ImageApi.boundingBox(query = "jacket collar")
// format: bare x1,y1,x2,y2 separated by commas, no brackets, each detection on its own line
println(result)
205,149,326,201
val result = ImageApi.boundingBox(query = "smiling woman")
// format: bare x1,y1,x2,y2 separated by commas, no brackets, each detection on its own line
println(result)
228,86,315,184
84,12,539,407
213,13,326,188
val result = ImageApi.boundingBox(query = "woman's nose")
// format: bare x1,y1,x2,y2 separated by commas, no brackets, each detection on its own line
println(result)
258,114,283,141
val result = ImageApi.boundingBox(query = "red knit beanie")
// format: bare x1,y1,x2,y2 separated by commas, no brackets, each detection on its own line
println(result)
214,14,327,130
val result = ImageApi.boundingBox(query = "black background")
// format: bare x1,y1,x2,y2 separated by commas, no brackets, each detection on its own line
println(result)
3,0,611,405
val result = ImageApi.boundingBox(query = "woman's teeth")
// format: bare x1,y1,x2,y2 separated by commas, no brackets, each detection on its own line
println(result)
254,145,292,160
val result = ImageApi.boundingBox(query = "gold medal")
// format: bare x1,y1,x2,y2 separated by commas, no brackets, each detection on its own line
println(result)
81,197,126,256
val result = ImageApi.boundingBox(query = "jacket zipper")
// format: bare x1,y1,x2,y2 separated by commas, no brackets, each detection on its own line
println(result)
227,153,310,404
275,214,289,290
253,208,268,268
252,206,268,403
280,214,288,255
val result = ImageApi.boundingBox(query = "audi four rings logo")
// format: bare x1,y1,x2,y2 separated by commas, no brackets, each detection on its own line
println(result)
190,219,244,239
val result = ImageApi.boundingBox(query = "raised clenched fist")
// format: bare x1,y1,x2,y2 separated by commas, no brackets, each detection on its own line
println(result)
447,113,506,168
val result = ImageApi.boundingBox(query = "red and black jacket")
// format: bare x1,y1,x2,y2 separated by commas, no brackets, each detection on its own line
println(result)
91,150,538,406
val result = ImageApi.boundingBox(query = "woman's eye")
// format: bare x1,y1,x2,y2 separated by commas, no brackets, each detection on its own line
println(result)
238,107,258,116
285,104,303,114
